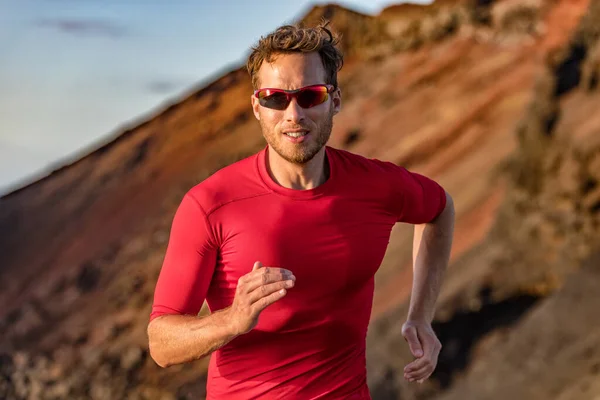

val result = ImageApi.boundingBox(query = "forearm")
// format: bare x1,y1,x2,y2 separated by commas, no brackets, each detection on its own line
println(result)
408,192,455,323
147,307,237,368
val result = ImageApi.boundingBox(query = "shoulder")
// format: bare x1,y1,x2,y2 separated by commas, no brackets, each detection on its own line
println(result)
329,146,437,200
329,146,408,180
185,151,270,216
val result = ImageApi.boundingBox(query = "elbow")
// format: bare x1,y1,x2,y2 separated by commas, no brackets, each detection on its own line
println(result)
444,191,454,212
149,349,171,369
431,191,454,223
147,320,172,369
438,191,455,219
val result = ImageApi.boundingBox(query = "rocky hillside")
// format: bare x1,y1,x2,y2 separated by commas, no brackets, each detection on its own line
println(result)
368,1,600,398
1,0,598,399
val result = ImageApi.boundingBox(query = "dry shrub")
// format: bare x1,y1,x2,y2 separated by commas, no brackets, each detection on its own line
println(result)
498,4,540,35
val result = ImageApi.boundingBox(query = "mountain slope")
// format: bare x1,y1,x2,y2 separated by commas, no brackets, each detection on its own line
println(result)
1,1,598,399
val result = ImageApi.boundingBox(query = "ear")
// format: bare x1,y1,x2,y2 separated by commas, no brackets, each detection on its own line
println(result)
251,94,261,121
332,87,342,115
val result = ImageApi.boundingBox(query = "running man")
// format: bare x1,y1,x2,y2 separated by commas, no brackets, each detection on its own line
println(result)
148,21,455,399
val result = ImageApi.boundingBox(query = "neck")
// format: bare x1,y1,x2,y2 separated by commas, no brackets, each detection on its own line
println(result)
266,146,329,190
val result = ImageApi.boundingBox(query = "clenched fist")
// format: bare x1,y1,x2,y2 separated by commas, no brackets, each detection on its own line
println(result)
225,261,295,336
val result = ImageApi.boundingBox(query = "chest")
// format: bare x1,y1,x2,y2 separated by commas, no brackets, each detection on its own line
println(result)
214,196,396,296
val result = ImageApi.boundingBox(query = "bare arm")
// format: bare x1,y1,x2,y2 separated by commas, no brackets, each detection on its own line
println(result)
408,191,454,323
148,262,295,368
148,308,237,368
403,191,455,383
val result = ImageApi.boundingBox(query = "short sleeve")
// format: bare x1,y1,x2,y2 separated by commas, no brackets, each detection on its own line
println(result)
149,192,218,322
378,161,447,224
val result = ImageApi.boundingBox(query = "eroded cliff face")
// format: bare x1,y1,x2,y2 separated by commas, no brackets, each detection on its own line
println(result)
1,1,598,399
368,2,600,399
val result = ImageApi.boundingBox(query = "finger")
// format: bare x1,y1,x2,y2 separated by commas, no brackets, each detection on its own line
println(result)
404,353,433,372
415,371,433,384
403,326,424,358
404,354,437,375
249,266,295,280
405,364,432,381
248,280,294,303
404,338,440,373
243,269,295,293
252,261,263,272
250,262,293,278
252,288,287,313
404,367,433,382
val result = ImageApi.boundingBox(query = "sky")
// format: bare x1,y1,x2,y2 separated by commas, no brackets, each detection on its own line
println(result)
0,0,425,195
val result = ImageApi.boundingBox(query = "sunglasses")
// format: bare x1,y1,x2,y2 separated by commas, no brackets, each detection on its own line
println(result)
254,84,335,110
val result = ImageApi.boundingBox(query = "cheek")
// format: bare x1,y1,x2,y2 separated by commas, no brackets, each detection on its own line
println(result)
307,108,330,125
259,110,282,131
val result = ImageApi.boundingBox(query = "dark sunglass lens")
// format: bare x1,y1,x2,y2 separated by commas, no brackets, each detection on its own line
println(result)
260,92,289,110
297,88,327,108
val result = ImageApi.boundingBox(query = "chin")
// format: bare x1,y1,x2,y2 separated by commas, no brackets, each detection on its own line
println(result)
282,150,317,165
276,143,322,165
262,127,330,165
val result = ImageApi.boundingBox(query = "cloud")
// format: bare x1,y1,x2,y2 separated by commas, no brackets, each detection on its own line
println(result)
146,80,190,95
35,18,127,38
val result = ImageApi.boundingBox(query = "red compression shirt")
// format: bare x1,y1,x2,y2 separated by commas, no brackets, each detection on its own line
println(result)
150,145,447,399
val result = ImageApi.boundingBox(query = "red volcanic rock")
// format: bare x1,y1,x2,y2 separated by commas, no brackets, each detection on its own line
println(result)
1,0,599,398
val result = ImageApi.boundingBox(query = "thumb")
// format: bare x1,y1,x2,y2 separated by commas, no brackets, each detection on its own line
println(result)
403,326,424,358
252,261,263,271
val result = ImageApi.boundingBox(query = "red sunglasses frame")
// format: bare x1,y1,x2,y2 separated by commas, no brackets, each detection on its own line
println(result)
253,84,335,109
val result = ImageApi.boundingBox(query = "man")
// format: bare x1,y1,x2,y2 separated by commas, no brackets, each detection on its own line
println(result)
148,21,454,399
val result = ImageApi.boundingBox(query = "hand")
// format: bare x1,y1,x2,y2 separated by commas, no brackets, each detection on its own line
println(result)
402,320,442,383
226,261,295,336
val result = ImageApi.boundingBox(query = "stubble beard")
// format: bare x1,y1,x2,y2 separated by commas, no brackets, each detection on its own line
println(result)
261,108,334,165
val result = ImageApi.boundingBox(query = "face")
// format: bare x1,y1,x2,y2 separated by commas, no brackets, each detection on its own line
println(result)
251,52,341,165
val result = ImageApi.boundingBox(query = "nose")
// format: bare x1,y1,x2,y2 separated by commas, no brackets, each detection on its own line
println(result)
283,97,305,124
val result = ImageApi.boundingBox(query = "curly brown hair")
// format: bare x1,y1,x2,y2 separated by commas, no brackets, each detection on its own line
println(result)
246,20,344,90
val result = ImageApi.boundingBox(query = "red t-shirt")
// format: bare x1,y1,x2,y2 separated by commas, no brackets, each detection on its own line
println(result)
150,145,446,399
